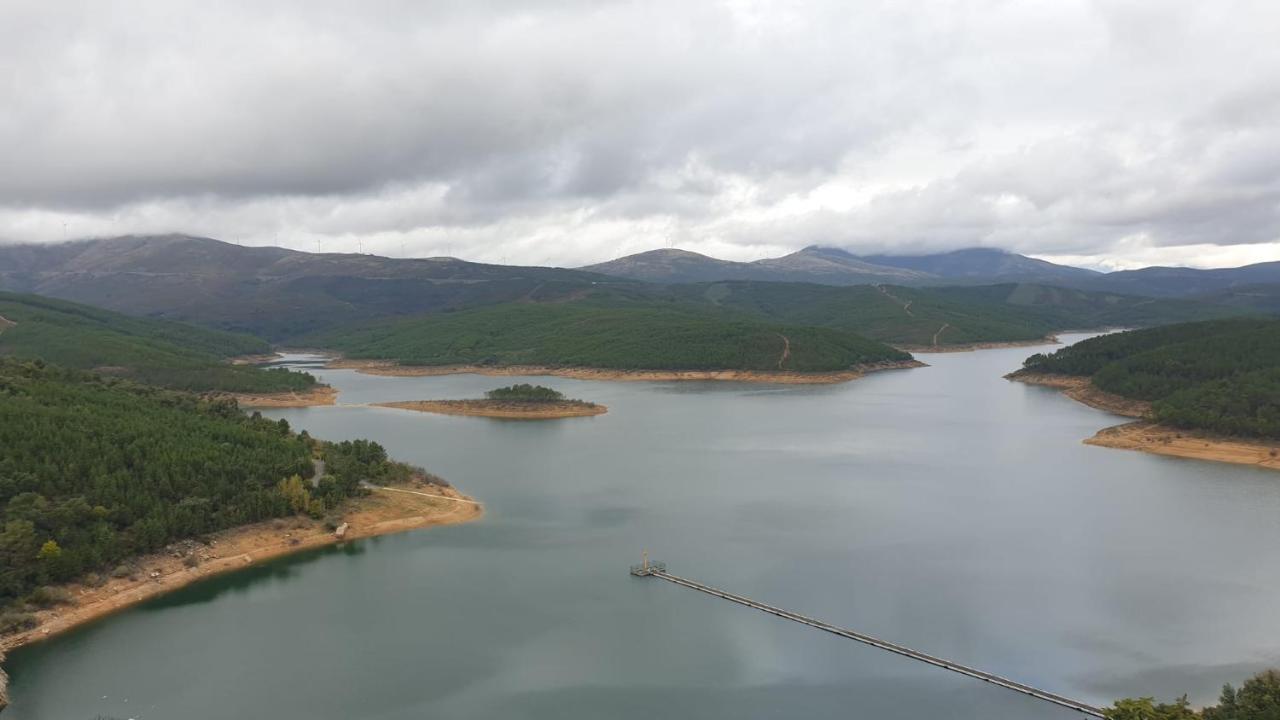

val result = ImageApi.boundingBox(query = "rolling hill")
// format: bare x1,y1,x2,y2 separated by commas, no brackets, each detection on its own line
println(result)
0,236,1265,351
581,246,931,285
582,245,1280,298
860,247,1102,285
0,292,316,392
0,235,606,339
305,302,912,372
655,281,1248,347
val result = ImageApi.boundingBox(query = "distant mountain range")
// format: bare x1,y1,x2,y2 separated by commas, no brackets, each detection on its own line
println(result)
582,245,1280,298
0,235,602,339
0,235,1275,341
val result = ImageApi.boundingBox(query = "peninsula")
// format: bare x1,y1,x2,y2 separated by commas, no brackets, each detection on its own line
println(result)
377,383,607,419
0,359,481,662
1010,319,1280,471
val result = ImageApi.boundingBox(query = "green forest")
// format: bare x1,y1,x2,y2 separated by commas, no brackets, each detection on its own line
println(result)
0,359,410,625
0,292,316,393
485,384,566,402
306,301,911,372
1105,668,1280,719
1021,319,1280,438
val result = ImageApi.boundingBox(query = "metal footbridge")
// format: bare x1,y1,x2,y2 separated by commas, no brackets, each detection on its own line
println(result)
630,558,1105,718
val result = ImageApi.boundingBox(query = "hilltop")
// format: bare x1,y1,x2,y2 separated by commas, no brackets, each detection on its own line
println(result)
581,247,931,285
581,245,1280,296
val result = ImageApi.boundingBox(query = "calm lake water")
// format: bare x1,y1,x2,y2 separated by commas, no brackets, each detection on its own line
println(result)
9,335,1280,719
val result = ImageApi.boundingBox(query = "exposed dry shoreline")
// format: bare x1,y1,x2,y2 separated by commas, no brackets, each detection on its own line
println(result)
377,399,607,419
230,384,339,408
1008,371,1279,471
898,336,1059,353
1086,422,1280,471
0,479,480,655
327,358,926,384
228,353,283,365
1007,371,1151,418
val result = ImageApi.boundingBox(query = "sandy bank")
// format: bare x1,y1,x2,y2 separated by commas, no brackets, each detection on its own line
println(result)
327,358,926,384
1087,422,1280,472
0,480,480,654
1009,372,1280,472
898,336,1059,353
377,399,607,419
231,385,339,408
1006,371,1151,418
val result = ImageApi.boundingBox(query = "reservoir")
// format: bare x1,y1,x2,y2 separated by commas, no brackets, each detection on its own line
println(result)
8,335,1280,719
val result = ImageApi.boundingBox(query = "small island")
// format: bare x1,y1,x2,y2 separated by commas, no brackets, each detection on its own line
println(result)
377,383,607,420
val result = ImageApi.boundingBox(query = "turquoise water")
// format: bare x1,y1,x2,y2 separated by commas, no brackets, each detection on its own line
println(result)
8,336,1280,718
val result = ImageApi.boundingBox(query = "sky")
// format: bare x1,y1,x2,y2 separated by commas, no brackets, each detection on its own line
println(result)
1,0,1278,271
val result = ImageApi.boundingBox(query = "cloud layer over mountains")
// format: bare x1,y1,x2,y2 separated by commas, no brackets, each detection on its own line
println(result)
1,1,1278,269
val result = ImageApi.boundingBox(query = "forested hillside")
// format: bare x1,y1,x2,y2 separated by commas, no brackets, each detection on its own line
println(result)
0,359,411,617
1,236,1260,343
657,282,1246,347
306,302,911,372
1021,319,1280,438
0,292,315,393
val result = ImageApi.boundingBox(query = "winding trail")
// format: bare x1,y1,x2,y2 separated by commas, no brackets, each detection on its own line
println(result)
776,334,791,369
876,285,914,317
0,314,14,333
932,323,951,347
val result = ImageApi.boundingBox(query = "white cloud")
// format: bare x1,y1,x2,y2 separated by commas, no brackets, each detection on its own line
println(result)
0,0,1278,269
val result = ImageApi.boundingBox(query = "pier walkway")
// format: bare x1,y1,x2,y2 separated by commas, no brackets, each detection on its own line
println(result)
631,562,1104,718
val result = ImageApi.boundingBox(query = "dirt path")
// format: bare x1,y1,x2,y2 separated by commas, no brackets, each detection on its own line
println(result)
932,323,950,347
362,482,482,505
876,286,914,316
0,314,14,333
776,334,791,369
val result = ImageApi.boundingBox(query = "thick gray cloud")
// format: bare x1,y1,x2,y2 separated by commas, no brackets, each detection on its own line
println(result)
1,0,1278,269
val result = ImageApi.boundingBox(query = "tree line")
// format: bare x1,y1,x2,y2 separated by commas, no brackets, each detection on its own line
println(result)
1105,668,1280,719
0,359,416,627
1021,319,1280,439
0,291,317,393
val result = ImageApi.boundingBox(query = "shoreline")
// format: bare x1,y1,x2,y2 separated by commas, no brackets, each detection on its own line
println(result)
1085,422,1280,471
325,358,927,384
898,336,1059,353
228,352,283,365
0,480,481,655
230,384,339,408
377,399,608,419
1009,372,1279,472
1006,371,1151,418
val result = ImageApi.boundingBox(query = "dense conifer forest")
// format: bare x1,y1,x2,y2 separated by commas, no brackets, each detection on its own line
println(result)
0,359,410,625
1021,319,1280,438
0,292,316,393
307,302,912,371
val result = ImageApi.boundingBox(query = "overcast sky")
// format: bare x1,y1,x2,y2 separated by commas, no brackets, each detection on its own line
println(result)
1,1,1278,270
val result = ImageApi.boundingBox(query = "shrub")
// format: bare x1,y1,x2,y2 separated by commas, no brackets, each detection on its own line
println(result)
28,586,73,607
0,611,37,633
